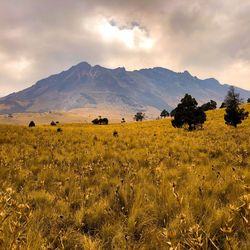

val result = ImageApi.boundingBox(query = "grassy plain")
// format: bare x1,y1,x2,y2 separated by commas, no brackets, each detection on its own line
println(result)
0,104,250,249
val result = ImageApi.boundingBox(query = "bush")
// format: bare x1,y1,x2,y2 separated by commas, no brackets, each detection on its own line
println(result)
160,109,169,118
92,118,109,125
201,100,217,111
29,121,35,127
134,112,145,122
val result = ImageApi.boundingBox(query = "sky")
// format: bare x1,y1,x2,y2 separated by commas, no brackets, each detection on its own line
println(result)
0,0,250,96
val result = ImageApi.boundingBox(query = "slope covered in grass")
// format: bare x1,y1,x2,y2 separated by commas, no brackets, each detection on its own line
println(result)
0,104,250,249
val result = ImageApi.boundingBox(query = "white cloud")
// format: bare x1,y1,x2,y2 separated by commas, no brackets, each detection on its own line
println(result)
87,18,154,50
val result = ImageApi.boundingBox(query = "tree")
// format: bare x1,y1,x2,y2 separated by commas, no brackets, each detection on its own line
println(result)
134,112,145,121
92,118,100,125
29,121,36,127
99,118,109,125
171,94,206,130
92,117,109,125
220,102,226,108
50,121,56,126
160,109,169,118
247,98,250,103
201,100,217,111
224,87,249,127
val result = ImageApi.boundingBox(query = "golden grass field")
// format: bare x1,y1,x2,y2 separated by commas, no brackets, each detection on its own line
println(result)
0,104,250,249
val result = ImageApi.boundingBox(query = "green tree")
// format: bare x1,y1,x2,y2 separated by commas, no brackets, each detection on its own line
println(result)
134,112,145,121
224,87,249,127
160,109,169,118
171,94,206,130
201,100,217,111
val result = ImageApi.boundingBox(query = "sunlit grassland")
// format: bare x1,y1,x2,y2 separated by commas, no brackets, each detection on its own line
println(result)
0,104,250,249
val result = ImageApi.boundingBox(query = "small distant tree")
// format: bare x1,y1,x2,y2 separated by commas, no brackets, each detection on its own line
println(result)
99,118,109,125
134,112,145,121
91,117,109,125
29,121,36,127
224,87,249,127
121,118,126,123
171,94,206,130
247,98,250,103
92,118,100,125
50,121,56,126
201,100,217,111
160,109,169,118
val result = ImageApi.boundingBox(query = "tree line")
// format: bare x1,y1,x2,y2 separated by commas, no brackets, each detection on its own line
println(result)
134,86,249,130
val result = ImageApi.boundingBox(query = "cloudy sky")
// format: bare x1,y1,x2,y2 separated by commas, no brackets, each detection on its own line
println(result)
0,0,250,96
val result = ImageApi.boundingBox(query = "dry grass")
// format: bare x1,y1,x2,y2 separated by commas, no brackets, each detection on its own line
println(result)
0,104,250,249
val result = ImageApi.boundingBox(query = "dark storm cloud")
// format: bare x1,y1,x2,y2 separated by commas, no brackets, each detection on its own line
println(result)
0,0,249,95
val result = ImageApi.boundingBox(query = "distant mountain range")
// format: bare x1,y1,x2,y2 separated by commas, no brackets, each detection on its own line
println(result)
0,61,250,116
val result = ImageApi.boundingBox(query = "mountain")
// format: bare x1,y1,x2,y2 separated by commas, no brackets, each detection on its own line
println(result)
0,61,250,117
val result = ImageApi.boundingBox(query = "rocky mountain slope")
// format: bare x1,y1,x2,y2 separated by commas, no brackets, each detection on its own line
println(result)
0,61,249,116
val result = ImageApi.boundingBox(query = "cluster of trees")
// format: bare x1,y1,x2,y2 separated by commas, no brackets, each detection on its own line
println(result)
169,87,248,130
134,87,249,130
92,117,109,125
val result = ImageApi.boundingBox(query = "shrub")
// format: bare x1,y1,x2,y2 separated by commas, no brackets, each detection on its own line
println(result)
29,121,35,127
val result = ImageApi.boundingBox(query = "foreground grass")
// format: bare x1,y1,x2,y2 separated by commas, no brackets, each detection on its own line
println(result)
0,105,250,249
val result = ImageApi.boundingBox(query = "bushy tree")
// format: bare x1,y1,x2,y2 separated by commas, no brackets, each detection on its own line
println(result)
247,98,250,103
91,117,109,125
28,121,35,127
160,109,169,118
220,102,226,108
201,100,217,111
224,87,249,127
92,118,100,125
171,94,206,130
134,112,145,121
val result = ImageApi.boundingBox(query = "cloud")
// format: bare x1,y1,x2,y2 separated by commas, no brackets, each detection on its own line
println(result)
84,17,154,50
0,0,249,95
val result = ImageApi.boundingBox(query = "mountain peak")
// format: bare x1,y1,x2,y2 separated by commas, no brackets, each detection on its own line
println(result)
71,61,92,71
0,61,249,115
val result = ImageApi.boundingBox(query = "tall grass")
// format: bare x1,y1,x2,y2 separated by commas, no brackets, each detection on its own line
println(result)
0,105,250,249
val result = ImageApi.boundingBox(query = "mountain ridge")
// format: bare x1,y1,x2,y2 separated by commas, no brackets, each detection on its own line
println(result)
0,61,249,116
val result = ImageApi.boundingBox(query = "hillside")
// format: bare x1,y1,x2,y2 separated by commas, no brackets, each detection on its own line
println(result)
0,105,250,249
0,62,250,117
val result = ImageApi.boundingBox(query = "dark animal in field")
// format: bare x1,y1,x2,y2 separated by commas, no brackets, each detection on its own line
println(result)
29,121,35,127
57,128,62,132
113,130,118,137
56,121,59,124
51,121,56,126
